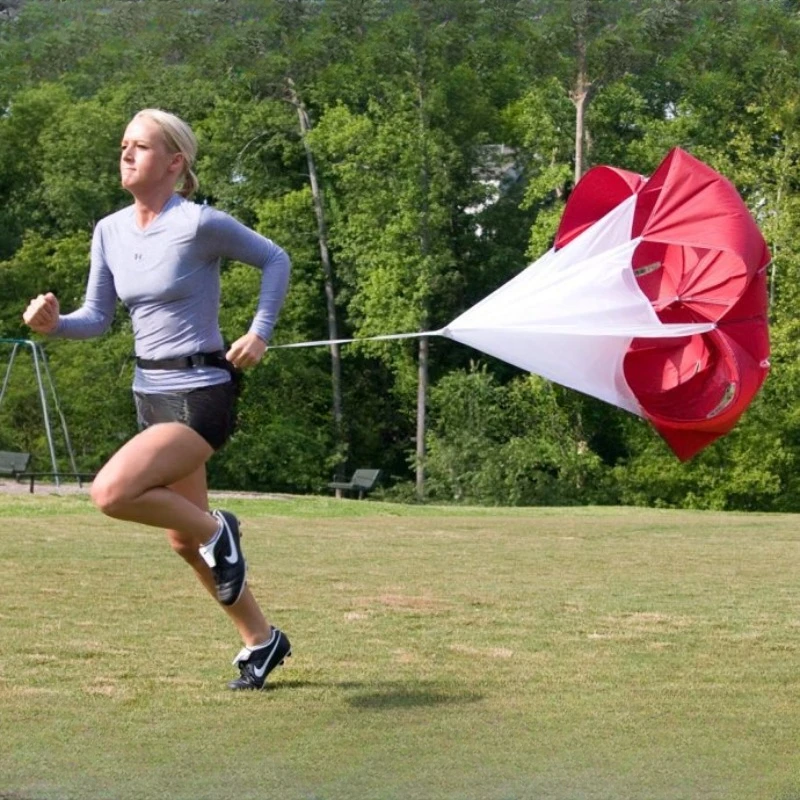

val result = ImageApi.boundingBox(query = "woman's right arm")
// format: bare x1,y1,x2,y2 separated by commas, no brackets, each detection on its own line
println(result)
24,226,118,339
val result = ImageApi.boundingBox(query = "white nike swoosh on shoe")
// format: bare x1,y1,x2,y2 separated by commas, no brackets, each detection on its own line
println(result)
221,518,239,565
253,640,280,678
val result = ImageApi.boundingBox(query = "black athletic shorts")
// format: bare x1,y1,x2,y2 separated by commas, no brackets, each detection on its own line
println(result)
133,380,238,451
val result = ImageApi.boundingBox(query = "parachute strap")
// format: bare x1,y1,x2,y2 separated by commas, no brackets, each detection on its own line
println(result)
633,262,661,277
268,330,443,350
706,382,736,418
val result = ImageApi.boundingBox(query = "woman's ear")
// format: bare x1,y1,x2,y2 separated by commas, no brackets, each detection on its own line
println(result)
168,151,185,175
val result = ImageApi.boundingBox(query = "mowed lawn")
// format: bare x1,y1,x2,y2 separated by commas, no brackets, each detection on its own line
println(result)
1,493,800,800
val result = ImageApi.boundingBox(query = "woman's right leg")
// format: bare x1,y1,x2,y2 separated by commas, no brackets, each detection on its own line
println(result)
91,422,251,604
166,465,273,648
90,422,219,544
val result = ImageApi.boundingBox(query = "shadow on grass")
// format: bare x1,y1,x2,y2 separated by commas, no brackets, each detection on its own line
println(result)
347,687,483,710
271,678,483,709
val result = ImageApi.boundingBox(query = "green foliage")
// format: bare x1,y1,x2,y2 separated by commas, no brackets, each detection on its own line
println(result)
313,99,457,335
425,365,607,505
503,79,573,258
38,94,130,232
197,97,303,224
0,231,93,339
0,82,74,257
0,334,136,470
211,350,336,492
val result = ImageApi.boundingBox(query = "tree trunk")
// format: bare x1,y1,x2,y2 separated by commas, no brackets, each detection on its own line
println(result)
572,81,589,184
416,335,428,501
286,78,347,487
415,77,431,502
570,10,591,185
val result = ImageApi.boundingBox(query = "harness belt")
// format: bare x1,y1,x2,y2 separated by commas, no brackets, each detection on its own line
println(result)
135,350,229,370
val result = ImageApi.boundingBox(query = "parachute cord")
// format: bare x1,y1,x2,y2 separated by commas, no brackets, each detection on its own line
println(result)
268,330,445,349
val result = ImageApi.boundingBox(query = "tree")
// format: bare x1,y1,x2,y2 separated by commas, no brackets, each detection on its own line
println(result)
312,94,459,498
425,365,606,505
285,78,348,482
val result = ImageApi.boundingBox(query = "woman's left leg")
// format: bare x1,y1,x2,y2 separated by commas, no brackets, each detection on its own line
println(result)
165,465,272,647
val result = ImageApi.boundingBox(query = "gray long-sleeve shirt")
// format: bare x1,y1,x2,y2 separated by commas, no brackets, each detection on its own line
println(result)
54,194,291,392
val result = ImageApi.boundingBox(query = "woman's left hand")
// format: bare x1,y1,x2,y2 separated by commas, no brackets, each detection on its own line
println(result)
226,333,268,369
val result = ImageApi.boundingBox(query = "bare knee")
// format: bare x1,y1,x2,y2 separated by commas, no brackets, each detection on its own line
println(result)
90,472,135,518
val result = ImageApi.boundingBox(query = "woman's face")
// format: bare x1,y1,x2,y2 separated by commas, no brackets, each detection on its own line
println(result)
119,116,182,195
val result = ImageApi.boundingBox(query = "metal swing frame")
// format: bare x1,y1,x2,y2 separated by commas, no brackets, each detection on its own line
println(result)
0,338,79,487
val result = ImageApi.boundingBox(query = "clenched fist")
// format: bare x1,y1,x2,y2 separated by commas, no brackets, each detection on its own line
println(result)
225,332,267,369
23,292,60,334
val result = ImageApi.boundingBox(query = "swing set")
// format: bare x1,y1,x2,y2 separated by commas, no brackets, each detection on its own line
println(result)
0,338,91,490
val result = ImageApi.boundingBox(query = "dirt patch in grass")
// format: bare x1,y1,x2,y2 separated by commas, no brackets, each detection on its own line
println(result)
449,643,514,659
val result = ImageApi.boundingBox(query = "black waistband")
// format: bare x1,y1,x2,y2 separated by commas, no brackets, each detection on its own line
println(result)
135,351,229,370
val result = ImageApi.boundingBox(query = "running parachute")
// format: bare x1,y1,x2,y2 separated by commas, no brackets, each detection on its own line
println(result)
276,148,771,461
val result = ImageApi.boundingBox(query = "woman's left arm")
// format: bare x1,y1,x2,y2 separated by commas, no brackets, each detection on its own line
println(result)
201,208,291,368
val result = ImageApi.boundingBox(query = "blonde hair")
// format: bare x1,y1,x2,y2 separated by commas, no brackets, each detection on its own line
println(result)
133,108,199,198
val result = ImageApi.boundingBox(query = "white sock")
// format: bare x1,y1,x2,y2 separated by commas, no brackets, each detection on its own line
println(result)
233,629,277,666
251,629,277,651
201,519,224,550
198,519,224,569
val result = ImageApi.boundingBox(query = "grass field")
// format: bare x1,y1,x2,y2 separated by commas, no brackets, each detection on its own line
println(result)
2,493,800,800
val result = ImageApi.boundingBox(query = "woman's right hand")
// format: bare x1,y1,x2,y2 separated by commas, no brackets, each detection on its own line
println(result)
23,292,60,334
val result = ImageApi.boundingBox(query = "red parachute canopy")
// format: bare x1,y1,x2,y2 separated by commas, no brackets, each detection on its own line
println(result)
554,148,770,460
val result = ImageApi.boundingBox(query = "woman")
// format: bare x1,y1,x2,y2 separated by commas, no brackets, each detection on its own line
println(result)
23,108,291,691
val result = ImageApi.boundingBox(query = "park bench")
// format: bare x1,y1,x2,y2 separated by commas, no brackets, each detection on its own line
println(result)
328,468,382,500
17,471,96,493
0,450,31,478
0,451,94,492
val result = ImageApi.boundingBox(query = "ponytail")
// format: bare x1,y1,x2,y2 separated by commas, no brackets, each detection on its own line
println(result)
178,168,199,199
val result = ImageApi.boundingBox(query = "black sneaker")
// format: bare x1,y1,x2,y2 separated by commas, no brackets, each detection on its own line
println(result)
228,629,292,690
199,509,246,606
